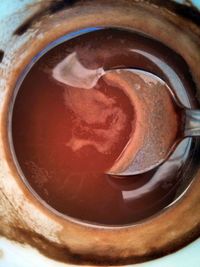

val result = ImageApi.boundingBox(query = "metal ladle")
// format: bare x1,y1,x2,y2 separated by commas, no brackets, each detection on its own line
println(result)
105,68,200,176
52,52,200,176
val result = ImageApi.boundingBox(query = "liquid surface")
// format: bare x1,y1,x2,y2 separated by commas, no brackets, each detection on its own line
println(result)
12,29,198,225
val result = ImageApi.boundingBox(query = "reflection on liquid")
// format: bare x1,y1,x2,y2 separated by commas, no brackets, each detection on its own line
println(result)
53,51,104,89
116,139,191,203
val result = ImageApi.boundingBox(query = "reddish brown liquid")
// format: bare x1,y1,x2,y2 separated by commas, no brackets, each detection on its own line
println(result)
12,29,198,225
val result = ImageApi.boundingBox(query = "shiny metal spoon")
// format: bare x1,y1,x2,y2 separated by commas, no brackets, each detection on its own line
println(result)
52,52,200,176
105,68,200,176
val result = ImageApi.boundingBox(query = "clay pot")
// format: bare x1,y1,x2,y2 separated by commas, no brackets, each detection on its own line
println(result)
0,0,200,265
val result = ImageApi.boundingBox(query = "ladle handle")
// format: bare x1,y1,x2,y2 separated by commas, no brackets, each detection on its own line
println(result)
184,109,200,137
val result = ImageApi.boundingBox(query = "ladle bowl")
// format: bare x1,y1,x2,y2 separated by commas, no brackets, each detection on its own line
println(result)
104,69,200,176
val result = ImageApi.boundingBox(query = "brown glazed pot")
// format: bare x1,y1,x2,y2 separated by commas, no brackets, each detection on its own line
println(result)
0,0,200,265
